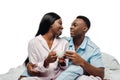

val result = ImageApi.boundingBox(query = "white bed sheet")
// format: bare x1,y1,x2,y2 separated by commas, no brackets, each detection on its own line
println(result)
0,53,120,80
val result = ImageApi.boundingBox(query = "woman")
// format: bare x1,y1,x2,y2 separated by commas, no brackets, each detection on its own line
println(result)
19,12,68,80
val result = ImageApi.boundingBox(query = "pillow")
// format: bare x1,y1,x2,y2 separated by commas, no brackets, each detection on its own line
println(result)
102,52,120,80
102,52,120,70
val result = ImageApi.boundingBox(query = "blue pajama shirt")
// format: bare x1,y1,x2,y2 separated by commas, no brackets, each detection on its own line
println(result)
56,36,104,80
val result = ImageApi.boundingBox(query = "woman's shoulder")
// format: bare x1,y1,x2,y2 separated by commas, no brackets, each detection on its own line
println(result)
28,36,40,45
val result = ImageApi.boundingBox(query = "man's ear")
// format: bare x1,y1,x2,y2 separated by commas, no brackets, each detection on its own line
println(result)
83,27,88,32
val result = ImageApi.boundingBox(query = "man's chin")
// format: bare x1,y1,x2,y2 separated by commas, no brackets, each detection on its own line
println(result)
70,34,74,37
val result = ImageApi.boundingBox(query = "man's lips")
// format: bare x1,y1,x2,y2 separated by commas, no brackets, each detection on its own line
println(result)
70,31,74,34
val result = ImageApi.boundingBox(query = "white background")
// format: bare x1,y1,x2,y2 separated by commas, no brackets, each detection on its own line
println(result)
0,0,120,74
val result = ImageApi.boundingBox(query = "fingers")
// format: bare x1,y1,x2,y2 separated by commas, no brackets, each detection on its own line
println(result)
65,55,75,60
46,51,58,63
66,51,74,55
50,55,57,59
58,58,65,63
49,53,57,60
64,51,78,60
65,51,74,57
65,51,75,57
27,63,35,71
49,52,57,59
49,51,56,56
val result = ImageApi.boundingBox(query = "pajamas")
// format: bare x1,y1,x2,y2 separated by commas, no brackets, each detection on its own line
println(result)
21,35,69,80
77,75,102,80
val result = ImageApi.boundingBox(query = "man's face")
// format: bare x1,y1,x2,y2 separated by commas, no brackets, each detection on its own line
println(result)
70,18,87,37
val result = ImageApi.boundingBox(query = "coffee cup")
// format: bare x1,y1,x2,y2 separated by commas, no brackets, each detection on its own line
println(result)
56,50,65,58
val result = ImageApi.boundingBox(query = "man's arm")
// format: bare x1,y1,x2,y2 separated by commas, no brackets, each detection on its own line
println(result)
65,51,104,79
80,59,104,78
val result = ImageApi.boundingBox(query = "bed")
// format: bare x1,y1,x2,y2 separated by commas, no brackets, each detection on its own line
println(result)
0,52,120,80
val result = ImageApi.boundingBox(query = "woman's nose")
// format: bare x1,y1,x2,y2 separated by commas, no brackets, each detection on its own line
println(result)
61,26,63,30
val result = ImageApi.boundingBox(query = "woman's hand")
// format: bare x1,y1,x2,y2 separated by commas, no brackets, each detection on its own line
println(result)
44,51,57,67
47,51,57,63
58,57,66,66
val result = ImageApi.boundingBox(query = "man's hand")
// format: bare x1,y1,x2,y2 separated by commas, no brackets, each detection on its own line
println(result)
65,51,85,66
27,63,41,76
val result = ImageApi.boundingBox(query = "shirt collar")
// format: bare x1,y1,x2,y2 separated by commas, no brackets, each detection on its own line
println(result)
69,36,88,50
79,36,88,49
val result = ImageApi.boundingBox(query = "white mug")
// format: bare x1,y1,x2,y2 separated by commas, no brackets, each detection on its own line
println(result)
56,50,65,58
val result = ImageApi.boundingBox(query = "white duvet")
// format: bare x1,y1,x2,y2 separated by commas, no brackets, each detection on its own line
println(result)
0,53,120,80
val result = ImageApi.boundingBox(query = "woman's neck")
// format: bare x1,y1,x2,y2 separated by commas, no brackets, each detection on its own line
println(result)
42,33,55,49
43,32,55,40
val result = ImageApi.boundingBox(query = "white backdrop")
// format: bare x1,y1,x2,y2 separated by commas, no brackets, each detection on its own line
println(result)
0,0,120,74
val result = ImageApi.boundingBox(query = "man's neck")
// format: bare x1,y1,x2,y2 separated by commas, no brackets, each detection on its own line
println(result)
73,35,85,50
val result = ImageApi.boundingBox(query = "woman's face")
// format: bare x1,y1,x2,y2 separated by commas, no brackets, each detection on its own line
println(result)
50,18,63,37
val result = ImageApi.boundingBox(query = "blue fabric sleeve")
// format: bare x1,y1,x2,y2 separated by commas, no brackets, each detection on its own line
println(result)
56,65,84,80
21,68,31,77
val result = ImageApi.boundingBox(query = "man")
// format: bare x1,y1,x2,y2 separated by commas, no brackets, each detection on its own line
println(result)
22,15,104,80
56,15,104,80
